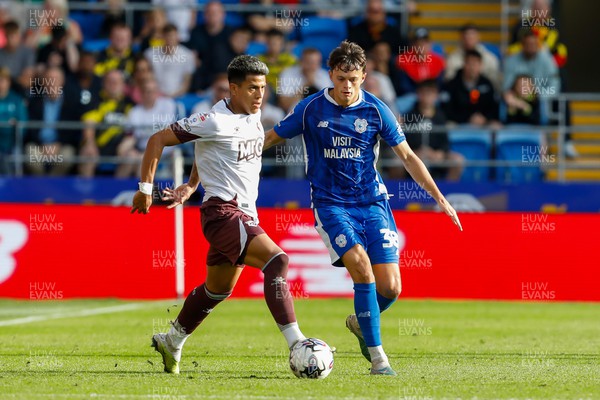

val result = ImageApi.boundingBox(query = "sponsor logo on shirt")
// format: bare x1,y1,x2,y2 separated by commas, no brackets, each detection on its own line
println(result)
317,120,329,128
237,137,264,161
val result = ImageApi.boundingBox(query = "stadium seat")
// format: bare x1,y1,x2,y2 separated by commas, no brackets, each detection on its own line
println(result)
70,12,105,41
482,42,501,61
82,39,110,52
197,11,244,27
395,93,417,115
448,126,493,182
300,17,347,66
246,41,267,56
495,127,544,183
175,94,210,116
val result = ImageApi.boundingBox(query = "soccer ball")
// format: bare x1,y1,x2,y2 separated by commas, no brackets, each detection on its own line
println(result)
289,338,334,379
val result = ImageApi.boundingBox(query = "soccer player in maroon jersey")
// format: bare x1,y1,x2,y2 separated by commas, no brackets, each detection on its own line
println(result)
131,55,306,374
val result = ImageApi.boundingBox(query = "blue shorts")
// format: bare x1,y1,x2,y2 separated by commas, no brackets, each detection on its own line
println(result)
313,200,400,267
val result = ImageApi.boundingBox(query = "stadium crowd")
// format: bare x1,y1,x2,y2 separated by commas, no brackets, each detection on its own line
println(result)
0,0,569,180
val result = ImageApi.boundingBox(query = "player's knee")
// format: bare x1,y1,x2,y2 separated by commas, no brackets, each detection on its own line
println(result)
263,252,289,275
379,281,402,299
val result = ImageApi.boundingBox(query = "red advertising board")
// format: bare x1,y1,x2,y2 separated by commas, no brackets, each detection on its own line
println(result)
0,204,597,301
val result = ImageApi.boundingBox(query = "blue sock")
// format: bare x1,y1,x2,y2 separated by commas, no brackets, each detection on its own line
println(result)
377,291,397,312
353,282,381,347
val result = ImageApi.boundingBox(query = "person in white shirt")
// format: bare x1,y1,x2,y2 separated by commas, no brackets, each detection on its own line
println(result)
131,55,306,375
277,47,331,111
118,78,179,177
144,24,195,97
151,0,196,43
445,23,502,91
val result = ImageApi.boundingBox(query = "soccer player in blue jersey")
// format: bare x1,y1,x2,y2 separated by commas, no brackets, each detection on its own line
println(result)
264,41,462,376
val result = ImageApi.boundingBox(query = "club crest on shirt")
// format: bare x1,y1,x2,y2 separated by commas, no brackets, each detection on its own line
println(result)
354,118,368,134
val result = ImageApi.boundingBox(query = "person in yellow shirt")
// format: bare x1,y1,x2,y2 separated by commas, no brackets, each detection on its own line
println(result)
258,29,296,95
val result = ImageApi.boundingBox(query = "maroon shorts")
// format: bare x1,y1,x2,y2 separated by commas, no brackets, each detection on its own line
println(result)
200,196,265,266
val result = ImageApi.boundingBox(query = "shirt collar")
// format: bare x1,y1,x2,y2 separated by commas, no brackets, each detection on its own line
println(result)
324,87,363,108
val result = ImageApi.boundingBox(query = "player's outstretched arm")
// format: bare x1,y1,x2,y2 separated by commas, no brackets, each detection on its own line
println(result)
131,127,181,214
264,128,286,151
392,141,463,231
162,161,200,209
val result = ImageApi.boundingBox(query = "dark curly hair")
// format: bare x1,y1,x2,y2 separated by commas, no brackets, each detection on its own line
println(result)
327,40,367,73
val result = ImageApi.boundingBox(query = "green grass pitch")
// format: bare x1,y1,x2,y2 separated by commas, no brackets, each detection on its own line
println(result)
0,298,598,399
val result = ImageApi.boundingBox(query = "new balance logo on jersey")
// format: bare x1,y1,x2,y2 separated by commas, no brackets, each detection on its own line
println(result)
237,137,264,161
357,311,371,318
317,121,329,128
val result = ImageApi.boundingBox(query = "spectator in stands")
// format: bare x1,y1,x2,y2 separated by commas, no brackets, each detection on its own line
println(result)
187,1,234,91
503,30,559,100
395,27,445,95
0,21,35,93
127,56,155,104
36,25,79,76
277,47,331,111
152,0,197,43
144,23,195,98
260,85,285,131
504,74,542,126
135,8,167,52
25,67,75,176
118,77,179,178
59,51,102,150
364,56,397,112
391,79,463,181
0,66,27,175
258,29,296,95
244,0,295,42
347,0,405,53
444,49,500,128
509,0,567,71
26,0,83,48
227,26,253,60
79,69,134,177
100,0,127,39
192,73,229,114
94,22,135,78
445,23,501,90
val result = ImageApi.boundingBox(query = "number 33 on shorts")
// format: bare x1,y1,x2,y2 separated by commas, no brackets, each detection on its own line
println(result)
380,228,400,256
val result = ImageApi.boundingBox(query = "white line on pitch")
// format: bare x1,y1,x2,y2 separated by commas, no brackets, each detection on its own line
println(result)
0,303,153,327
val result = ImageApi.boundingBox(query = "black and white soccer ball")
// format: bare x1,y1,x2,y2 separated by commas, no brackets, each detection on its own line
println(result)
289,338,334,379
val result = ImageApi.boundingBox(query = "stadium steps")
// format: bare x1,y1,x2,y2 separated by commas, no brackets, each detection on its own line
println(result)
546,101,600,181
409,0,520,51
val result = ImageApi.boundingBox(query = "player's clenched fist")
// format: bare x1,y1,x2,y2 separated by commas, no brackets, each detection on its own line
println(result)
131,191,152,214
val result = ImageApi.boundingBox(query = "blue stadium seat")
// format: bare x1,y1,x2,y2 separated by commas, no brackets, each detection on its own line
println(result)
395,93,417,114
175,94,210,116
300,17,347,66
197,11,244,27
448,126,493,182
482,43,501,61
349,15,398,27
431,43,445,57
82,39,110,52
70,12,105,41
246,41,267,56
495,127,544,183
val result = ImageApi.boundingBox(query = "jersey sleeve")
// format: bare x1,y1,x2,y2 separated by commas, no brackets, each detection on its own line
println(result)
273,99,308,139
169,111,217,143
378,101,406,147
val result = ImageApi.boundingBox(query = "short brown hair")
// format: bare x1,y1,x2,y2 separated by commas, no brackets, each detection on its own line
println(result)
327,40,366,72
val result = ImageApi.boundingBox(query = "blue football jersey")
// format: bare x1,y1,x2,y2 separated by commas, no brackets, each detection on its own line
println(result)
274,88,406,207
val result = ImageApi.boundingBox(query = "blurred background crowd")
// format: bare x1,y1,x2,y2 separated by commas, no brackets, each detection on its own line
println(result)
0,0,580,182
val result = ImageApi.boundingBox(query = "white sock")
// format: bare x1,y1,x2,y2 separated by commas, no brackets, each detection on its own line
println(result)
368,345,389,368
166,320,190,351
279,322,306,348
